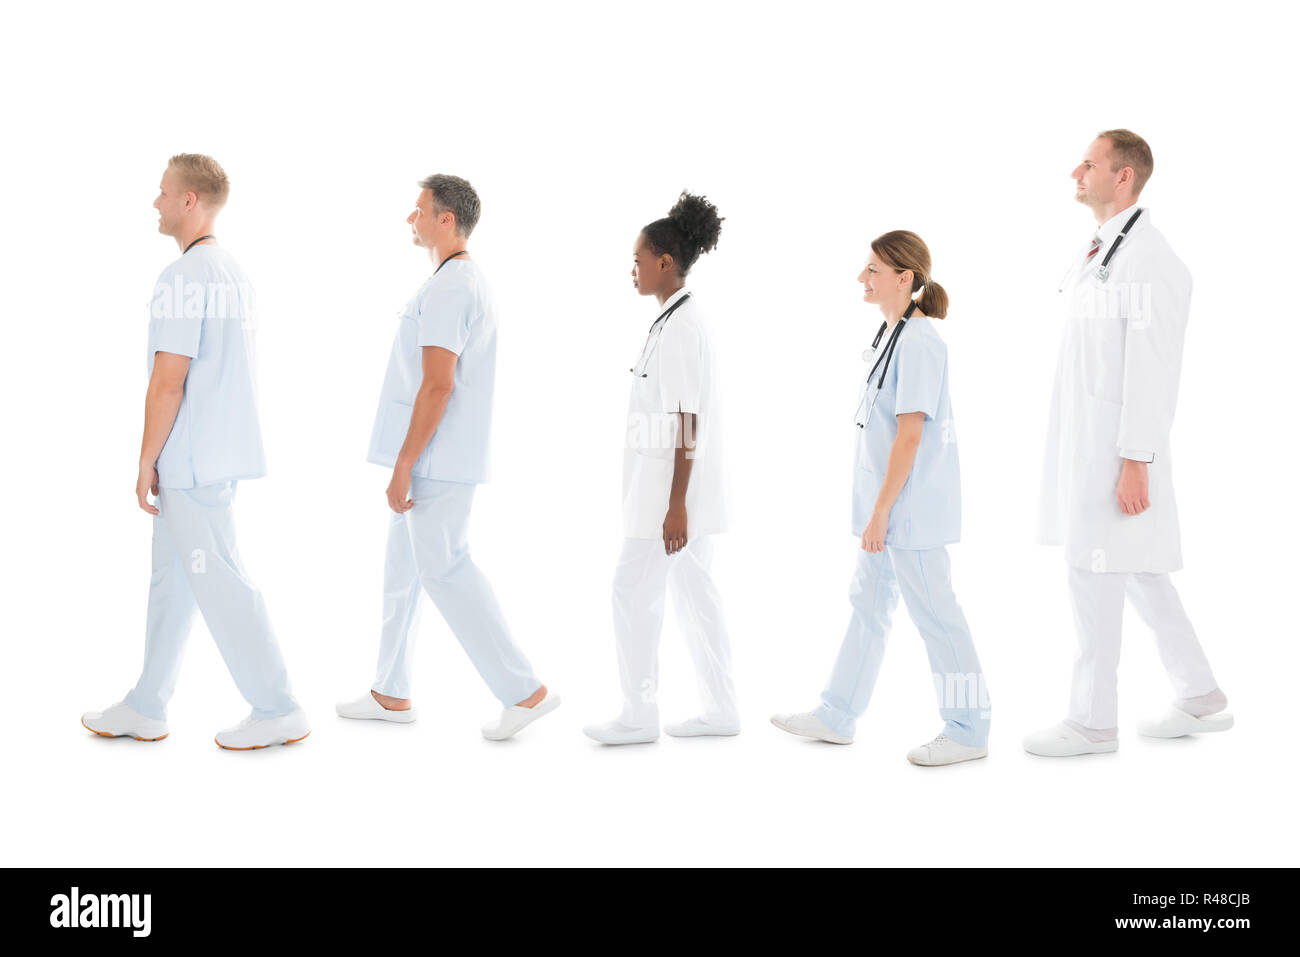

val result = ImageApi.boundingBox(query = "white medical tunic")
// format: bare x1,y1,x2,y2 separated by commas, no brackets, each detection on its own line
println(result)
851,314,961,547
367,258,496,485
147,245,266,489
1039,207,1189,573
622,288,728,539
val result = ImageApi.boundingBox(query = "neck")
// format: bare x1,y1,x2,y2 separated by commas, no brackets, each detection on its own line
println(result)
431,238,468,266
1093,196,1138,226
656,280,685,307
175,222,216,252
880,297,914,328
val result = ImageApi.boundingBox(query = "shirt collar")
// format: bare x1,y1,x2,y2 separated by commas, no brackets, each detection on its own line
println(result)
1096,203,1146,244
657,287,690,317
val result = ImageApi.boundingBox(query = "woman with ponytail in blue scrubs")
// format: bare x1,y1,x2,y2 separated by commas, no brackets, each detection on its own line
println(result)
771,230,991,766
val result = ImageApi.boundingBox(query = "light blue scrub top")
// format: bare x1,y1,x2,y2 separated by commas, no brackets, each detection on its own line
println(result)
851,314,961,547
147,245,266,489
367,258,496,485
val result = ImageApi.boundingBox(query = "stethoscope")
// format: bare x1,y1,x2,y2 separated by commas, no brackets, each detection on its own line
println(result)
1057,207,1143,291
853,299,917,428
630,292,692,378
435,249,468,274
182,234,215,254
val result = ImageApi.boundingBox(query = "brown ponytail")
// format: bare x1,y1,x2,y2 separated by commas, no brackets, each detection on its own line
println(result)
870,229,949,319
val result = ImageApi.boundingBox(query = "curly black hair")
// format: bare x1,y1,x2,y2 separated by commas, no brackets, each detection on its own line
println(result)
641,191,723,277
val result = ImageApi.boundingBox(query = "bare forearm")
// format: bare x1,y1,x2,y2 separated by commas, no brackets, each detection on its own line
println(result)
669,412,696,504
872,434,921,517
140,382,185,467
396,386,452,470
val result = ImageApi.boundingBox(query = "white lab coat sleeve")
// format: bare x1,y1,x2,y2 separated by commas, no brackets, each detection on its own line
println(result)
656,319,704,414
893,334,945,420
416,280,475,355
1116,272,1188,458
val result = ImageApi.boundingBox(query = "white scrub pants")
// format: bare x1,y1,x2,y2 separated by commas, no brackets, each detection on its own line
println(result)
372,477,540,706
611,536,739,728
1065,565,1219,730
125,481,298,721
816,546,990,747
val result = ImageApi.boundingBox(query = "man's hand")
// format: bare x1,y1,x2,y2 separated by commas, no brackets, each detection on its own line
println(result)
136,463,160,515
862,509,888,552
387,466,414,514
663,503,688,555
1117,458,1151,515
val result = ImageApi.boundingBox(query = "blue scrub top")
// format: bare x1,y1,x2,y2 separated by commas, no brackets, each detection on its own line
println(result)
147,245,266,489
851,314,961,547
366,258,497,485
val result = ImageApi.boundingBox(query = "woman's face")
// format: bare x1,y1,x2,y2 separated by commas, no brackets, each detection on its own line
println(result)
631,233,671,298
857,251,910,306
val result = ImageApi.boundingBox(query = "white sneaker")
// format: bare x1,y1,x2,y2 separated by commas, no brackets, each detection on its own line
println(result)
1137,706,1234,739
215,708,311,750
482,691,562,741
770,711,853,745
81,701,169,742
582,720,658,745
1023,721,1118,757
664,716,741,737
907,732,988,766
335,691,418,724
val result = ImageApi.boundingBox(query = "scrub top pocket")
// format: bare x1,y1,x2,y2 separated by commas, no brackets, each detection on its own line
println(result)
379,401,433,471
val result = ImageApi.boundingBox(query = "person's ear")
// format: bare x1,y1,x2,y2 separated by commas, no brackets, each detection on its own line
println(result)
184,191,198,213
660,254,674,273
899,268,913,290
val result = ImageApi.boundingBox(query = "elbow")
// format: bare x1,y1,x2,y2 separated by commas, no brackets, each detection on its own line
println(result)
419,383,454,402
897,430,923,451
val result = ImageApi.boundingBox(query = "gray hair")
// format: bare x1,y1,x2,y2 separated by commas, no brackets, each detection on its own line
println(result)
418,173,482,237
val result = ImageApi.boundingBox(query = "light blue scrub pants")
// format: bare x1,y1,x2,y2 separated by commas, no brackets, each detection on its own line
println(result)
815,545,990,747
125,481,299,721
371,477,541,706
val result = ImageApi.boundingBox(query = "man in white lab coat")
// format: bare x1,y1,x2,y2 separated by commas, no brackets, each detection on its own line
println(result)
1025,129,1232,757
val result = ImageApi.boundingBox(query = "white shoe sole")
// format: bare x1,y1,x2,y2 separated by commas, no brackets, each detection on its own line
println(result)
1023,739,1119,757
907,748,988,767
81,718,168,742
215,730,311,751
1138,711,1234,739
664,725,741,738
583,727,658,746
482,694,562,741
769,715,852,745
335,701,418,723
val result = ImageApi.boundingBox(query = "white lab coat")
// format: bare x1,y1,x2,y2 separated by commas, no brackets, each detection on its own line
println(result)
1039,207,1191,574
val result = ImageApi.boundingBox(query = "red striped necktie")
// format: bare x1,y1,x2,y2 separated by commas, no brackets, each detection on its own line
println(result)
1085,236,1102,261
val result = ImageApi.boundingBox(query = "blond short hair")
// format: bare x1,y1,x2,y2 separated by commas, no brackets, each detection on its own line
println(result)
168,153,230,209
1097,129,1154,195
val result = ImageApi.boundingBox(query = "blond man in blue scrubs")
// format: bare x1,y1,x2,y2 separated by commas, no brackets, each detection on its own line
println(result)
82,154,309,750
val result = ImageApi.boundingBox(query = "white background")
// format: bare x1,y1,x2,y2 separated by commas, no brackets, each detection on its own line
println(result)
2,0,1297,867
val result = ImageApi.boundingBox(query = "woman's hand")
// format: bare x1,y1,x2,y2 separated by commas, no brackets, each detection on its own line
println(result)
862,509,888,552
663,503,688,555
387,466,414,514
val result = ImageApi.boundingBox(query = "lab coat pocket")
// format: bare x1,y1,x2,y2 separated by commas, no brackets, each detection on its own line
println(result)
1079,393,1123,463
1081,313,1125,405
627,409,678,461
